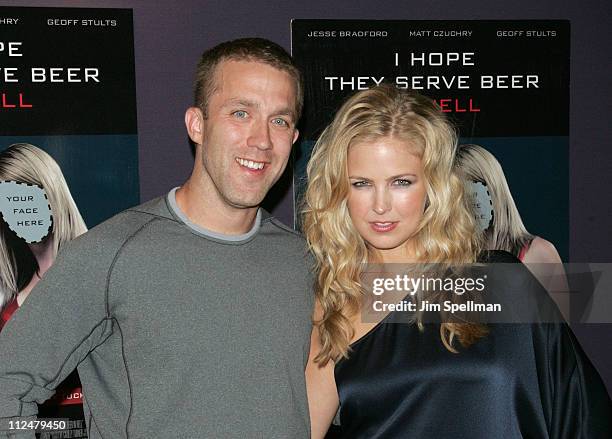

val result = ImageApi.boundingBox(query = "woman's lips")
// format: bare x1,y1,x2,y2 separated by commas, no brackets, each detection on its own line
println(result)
369,221,398,232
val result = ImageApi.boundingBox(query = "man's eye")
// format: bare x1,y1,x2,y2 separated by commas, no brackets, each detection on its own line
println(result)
271,117,289,127
393,179,413,186
232,110,248,119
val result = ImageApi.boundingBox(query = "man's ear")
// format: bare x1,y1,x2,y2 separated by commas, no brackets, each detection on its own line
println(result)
185,107,204,145
292,128,300,145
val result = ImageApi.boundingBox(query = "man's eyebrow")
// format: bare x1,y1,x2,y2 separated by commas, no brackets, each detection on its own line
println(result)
223,99,296,121
274,108,297,121
223,98,258,108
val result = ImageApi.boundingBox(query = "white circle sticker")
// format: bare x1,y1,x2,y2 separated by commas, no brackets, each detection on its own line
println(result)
0,181,53,243
468,181,493,232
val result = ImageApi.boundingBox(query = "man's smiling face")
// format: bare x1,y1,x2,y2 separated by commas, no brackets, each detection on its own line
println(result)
192,59,299,210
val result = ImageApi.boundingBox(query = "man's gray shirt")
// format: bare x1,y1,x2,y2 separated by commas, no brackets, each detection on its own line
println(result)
0,190,314,438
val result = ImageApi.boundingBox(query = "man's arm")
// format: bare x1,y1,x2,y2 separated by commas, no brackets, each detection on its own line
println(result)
0,235,112,437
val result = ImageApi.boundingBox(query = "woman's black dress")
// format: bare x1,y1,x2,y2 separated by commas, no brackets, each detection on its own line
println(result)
333,252,611,438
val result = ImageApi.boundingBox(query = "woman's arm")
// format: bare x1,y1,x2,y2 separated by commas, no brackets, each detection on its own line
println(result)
306,303,340,439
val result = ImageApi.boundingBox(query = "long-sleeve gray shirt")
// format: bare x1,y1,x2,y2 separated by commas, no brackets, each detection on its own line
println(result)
0,190,314,438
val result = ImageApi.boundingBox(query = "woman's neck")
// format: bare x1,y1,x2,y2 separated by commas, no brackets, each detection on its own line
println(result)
369,243,418,264
17,238,55,306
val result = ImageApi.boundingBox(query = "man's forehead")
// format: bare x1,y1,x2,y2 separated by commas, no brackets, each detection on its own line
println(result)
212,59,293,88
209,59,298,113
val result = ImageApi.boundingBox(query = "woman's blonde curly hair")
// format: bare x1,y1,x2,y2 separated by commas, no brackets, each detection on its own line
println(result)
302,85,485,365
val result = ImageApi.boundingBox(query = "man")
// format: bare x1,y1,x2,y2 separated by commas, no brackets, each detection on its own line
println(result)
0,38,313,438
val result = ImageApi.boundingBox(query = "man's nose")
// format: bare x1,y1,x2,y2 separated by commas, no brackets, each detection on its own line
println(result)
247,119,272,151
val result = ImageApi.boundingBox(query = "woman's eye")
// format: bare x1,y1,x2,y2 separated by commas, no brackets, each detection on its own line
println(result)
394,179,413,186
351,181,370,187
271,117,289,127
232,110,248,119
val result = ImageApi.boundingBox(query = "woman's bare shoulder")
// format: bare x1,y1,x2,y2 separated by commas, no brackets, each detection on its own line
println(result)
523,236,563,264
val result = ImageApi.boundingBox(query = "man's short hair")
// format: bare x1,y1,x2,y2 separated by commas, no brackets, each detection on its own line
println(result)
194,37,304,120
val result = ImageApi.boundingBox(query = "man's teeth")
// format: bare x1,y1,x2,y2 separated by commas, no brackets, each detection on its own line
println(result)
236,158,265,170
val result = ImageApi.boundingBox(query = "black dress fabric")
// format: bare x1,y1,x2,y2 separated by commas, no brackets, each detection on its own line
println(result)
334,252,611,438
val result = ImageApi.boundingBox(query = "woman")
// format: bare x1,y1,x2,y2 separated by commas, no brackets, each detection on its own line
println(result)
0,143,87,314
0,143,87,413
456,144,570,317
303,85,610,438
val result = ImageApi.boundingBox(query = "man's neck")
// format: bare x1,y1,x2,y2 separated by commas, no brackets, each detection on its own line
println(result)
175,180,258,235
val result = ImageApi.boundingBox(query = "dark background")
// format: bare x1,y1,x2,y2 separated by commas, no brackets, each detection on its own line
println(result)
2,0,610,392
0,7,137,135
292,19,570,139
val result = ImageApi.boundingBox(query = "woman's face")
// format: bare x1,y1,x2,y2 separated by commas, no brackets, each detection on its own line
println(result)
347,136,427,262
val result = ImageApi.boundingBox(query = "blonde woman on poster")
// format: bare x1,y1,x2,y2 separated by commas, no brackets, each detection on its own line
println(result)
456,143,570,319
0,143,87,317
0,143,88,425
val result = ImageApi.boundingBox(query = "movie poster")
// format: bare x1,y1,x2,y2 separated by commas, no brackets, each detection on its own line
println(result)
0,7,139,438
291,20,569,260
